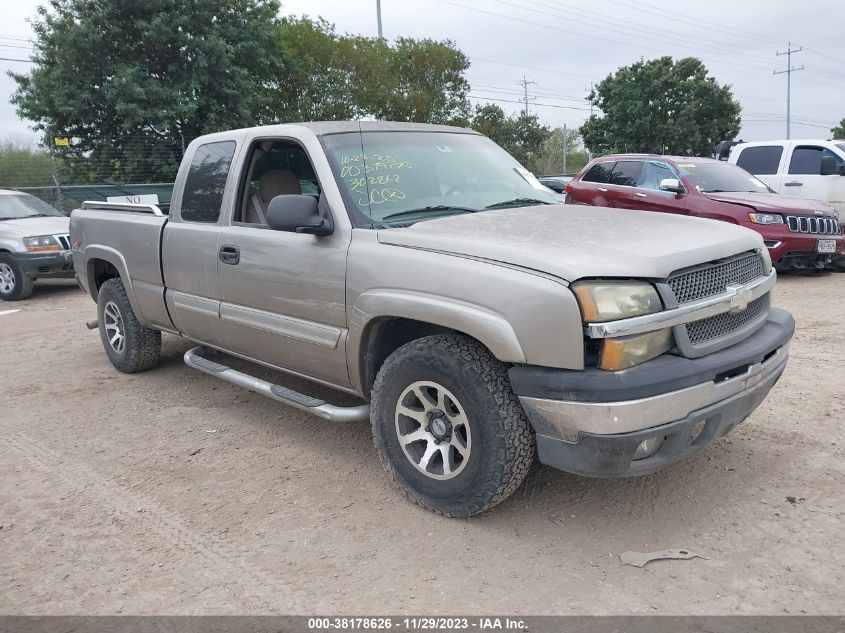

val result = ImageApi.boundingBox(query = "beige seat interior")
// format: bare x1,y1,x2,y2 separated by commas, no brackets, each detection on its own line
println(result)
243,167,302,224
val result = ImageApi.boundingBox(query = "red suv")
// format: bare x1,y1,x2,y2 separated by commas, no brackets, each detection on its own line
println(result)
567,155,844,271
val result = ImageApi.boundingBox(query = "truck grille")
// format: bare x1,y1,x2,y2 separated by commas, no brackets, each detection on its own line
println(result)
786,216,840,235
686,296,766,345
665,251,769,355
667,251,764,304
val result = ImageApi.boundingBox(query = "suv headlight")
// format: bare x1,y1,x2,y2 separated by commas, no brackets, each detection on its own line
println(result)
571,281,663,322
572,281,673,371
23,235,61,252
748,213,783,225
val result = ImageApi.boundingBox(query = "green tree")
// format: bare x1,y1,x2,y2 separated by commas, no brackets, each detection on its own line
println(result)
276,18,470,125
535,127,589,175
581,56,741,156
469,104,551,168
9,0,288,183
832,118,845,139
0,140,54,188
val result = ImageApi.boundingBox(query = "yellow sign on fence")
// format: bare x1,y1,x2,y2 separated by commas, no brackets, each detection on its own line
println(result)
53,137,69,147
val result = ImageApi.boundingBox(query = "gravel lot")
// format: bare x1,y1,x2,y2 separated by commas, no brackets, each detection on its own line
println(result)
1,274,843,615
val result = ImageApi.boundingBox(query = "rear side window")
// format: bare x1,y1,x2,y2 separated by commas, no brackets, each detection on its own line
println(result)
608,160,643,186
736,146,783,175
581,163,613,183
788,146,844,174
180,141,237,223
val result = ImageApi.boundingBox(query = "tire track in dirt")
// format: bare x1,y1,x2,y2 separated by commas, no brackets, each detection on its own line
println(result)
1,432,319,613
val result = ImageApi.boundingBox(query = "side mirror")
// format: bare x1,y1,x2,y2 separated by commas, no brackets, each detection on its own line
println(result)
266,195,333,236
820,155,838,176
659,178,684,194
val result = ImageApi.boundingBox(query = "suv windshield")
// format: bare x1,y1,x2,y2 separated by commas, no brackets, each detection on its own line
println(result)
678,161,771,194
0,194,64,220
322,131,557,225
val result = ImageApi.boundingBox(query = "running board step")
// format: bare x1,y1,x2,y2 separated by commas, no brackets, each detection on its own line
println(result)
184,346,370,423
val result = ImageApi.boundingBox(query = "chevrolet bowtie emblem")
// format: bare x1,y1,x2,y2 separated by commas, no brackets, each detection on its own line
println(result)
727,284,752,313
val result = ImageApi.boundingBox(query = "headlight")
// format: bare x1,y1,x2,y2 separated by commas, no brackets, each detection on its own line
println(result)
600,328,674,371
748,213,783,225
571,281,663,322
23,235,61,252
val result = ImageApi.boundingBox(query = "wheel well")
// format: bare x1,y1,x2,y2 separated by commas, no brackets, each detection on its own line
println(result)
360,317,468,397
90,259,120,294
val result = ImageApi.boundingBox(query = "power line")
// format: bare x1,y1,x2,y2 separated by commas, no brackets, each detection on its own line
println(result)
516,76,536,115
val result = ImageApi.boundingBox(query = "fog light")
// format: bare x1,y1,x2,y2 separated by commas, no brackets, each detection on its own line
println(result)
689,419,706,445
633,437,663,461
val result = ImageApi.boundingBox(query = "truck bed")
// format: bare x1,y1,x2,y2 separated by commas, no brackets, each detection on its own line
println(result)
70,203,174,332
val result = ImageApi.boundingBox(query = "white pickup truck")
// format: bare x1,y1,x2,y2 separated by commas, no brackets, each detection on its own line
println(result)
727,139,845,216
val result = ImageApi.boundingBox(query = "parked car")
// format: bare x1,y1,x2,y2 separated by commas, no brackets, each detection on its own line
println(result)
538,175,572,193
726,139,845,269
71,122,793,516
566,155,843,271
0,189,74,300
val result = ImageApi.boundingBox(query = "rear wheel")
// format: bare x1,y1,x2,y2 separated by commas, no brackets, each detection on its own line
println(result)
370,334,535,517
0,255,34,301
96,278,161,373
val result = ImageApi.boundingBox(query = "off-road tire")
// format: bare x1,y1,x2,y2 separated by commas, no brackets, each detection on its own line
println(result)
370,334,535,517
0,254,34,301
97,277,161,373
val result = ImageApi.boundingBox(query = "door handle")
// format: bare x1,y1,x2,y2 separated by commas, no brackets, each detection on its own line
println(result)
597,187,608,192
784,181,803,187
634,192,647,198
219,245,240,265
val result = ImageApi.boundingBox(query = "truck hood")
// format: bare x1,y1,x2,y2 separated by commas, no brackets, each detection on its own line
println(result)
705,191,836,216
0,216,70,237
378,205,764,281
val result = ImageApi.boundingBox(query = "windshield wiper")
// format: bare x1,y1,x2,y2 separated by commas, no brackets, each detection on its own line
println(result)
485,197,553,209
381,205,481,221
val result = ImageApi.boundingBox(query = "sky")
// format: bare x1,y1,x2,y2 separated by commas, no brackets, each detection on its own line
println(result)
1,0,844,148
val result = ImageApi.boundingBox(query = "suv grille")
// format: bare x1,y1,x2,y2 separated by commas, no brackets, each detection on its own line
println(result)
686,296,766,345
56,234,71,251
786,216,840,235
668,252,764,304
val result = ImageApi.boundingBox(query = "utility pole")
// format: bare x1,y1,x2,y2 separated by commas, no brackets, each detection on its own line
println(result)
517,76,535,116
376,0,383,40
562,123,567,174
774,42,804,140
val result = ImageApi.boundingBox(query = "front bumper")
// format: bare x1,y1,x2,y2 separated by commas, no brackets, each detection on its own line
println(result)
765,232,843,267
14,251,75,278
511,308,794,477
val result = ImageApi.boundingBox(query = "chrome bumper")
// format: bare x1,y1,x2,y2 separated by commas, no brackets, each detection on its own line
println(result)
520,343,789,439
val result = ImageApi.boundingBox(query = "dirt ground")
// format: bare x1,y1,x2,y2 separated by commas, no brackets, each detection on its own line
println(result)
1,274,843,615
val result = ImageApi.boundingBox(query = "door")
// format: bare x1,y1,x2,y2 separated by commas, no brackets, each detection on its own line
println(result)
213,137,353,389
631,159,687,215
605,160,644,209
163,139,239,346
569,161,614,205
780,143,845,204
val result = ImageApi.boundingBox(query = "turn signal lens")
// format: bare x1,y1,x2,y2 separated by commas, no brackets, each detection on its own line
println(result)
600,328,674,371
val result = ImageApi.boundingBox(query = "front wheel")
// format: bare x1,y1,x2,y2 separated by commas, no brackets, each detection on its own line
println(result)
0,254,34,301
96,278,161,373
370,334,535,517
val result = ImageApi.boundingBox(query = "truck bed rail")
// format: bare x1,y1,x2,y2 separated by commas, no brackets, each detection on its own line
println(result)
80,201,165,216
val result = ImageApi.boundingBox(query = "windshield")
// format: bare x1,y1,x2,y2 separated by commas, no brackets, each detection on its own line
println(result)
0,194,64,220
837,143,845,154
322,131,557,225
677,161,771,193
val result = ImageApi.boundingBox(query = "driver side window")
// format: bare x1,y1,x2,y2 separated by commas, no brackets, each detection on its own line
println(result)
236,140,321,225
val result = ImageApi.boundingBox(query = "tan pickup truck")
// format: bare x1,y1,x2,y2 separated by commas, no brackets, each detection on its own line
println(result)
70,122,794,516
